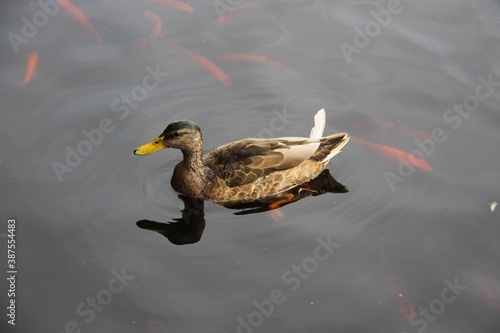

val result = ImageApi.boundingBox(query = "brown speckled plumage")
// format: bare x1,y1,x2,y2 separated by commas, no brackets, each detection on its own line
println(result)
134,109,349,203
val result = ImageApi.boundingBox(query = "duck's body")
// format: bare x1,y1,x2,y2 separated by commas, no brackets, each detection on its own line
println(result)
134,109,349,203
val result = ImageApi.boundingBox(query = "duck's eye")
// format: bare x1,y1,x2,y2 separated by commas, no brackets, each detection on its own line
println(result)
173,131,180,137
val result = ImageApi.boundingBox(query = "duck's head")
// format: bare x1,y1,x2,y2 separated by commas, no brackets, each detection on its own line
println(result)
134,120,202,156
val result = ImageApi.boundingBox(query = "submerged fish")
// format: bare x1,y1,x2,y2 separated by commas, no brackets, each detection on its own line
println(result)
135,11,162,50
381,250,416,321
58,0,102,43
353,137,432,171
170,40,230,86
21,51,39,87
474,263,500,308
148,319,166,333
216,53,293,76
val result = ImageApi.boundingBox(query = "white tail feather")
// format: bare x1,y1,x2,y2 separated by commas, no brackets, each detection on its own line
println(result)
309,108,326,139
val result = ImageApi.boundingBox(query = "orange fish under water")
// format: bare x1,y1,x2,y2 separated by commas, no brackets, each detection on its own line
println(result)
381,250,416,321
21,51,39,87
217,53,293,76
352,137,432,171
474,263,500,308
58,0,102,43
170,40,230,86
387,273,416,320
350,121,432,141
148,319,166,333
135,11,162,50
146,0,194,12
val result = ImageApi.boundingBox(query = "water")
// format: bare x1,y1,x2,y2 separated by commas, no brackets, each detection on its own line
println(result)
1,0,500,332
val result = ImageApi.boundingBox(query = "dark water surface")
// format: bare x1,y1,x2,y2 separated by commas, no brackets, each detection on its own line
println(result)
1,0,500,332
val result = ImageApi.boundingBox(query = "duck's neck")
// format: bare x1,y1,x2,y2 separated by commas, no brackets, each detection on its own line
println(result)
181,146,204,172
171,139,208,199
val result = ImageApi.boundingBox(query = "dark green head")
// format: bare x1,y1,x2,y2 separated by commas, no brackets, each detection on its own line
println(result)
134,120,202,155
161,120,201,139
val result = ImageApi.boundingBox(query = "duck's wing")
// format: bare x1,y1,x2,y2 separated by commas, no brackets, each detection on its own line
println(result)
204,137,321,187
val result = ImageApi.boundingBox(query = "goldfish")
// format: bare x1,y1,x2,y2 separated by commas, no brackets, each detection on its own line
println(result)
387,273,416,320
352,137,432,171
148,319,166,333
20,51,39,87
170,40,230,86
217,53,293,76
57,0,102,43
214,8,239,27
381,250,416,321
135,11,162,50
474,263,500,308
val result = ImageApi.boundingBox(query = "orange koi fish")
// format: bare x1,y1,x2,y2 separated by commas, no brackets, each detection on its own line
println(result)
352,137,432,171
170,40,230,86
387,273,416,320
217,53,293,76
214,8,239,27
146,0,194,13
58,0,102,43
381,250,416,321
20,51,39,87
350,122,432,141
148,319,166,333
474,263,500,308
135,11,162,50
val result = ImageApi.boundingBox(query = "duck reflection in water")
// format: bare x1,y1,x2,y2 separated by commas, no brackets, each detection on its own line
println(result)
136,169,348,245
137,195,206,245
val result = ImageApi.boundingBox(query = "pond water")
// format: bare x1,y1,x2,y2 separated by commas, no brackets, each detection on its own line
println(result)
1,0,500,332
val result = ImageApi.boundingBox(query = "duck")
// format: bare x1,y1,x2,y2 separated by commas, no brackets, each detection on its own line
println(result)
133,108,349,203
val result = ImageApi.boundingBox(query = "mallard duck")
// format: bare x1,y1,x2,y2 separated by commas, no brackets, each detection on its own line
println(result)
134,109,349,203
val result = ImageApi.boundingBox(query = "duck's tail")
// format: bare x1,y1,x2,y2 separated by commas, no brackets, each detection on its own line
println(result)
311,132,350,164
308,108,349,164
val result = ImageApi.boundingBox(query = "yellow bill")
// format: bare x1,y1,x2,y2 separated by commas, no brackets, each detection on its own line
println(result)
134,136,167,156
